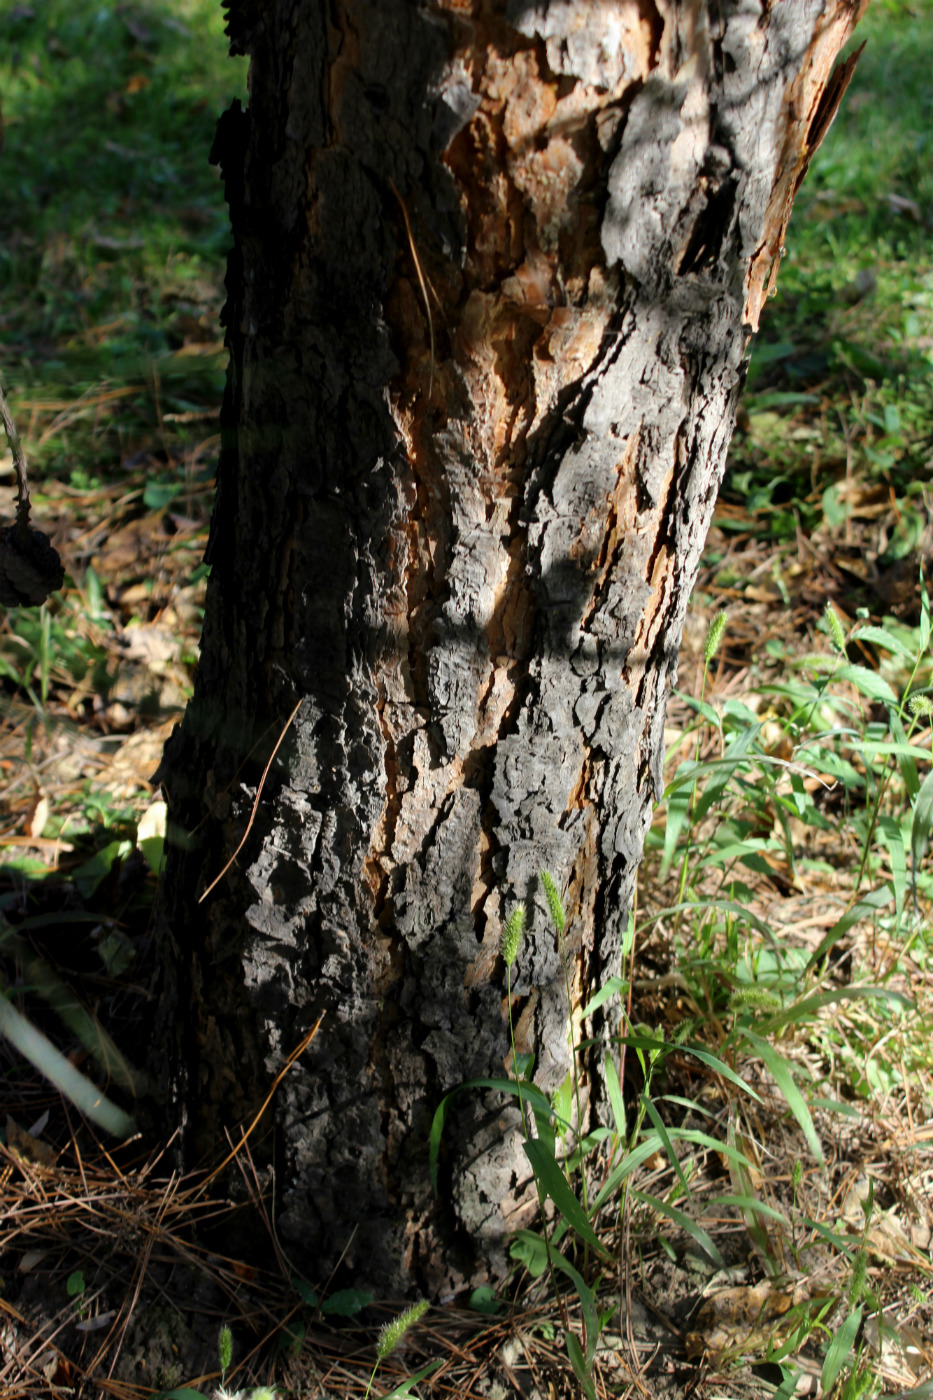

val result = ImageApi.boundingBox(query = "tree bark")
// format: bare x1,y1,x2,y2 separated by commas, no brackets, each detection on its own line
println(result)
153,0,864,1297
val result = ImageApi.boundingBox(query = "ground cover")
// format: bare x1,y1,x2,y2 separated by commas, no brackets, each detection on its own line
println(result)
0,1,931,1397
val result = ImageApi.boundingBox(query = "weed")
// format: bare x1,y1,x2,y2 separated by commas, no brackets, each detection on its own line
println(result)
362,1300,440,1400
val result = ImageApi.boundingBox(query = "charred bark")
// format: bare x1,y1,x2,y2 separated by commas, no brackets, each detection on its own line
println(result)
153,0,864,1296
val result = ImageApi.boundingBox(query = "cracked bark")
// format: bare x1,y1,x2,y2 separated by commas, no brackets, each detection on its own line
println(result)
153,0,865,1296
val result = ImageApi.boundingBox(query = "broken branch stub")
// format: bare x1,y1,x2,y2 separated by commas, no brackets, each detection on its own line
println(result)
0,376,65,608
0,524,65,607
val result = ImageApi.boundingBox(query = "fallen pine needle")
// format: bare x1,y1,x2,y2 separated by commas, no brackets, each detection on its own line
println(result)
197,1014,325,1194
198,698,302,903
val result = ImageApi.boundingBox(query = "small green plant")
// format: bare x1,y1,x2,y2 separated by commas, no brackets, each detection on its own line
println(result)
641,581,931,1385
66,1269,86,1318
149,1328,278,1400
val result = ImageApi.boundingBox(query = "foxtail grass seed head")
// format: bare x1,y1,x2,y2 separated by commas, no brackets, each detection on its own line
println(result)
540,871,565,934
825,602,848,655
792,1159,803,1192
728,987,782,1014
908,692,933,718
673,1017,698,1045
703,611,728,666
218,1325,233,1377
848,1249,868,1305
500,904,527,969
377,1300,430,1360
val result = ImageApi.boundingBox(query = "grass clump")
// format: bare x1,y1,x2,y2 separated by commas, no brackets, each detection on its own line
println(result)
430,591,932,1396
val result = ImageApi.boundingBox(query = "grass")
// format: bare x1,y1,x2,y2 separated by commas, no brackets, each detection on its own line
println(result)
0,0,932,1397
722,0,932,547
426,596,932,1394
0,0,244,882
638,604,933,1392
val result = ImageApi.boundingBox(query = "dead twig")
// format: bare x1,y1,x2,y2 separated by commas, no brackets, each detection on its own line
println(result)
196,1014,325,1193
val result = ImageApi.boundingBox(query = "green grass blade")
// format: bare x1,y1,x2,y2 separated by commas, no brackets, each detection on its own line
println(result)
0,995,134,1137
559,1126,612,1176
549,1250,599,1370
910,767,933,896
766,1296,835,1363
579,976,627,1019
660,1093,714,1119
633,1189,723,1267
707,1194,792,1227
890,708,920,800
674,692,721,726
877,814,907,923
757,983,912,1033
679,1043,763,1101
857,739,928,765
660,775,693,882
590,1135,666,1212
531,1100,557,1157
614,1033,761,1101
381,1359,444,1399
2,926,144,1095
429,1076,552,1192
522,1138,607,1256
800,1217,861,1258
604,1053,626,1141
647,897,778,948
805,885,893,971
565,1331,596,1400
821,1306,863,1394
664,1128,758,1171
642,1096,690,1198
740,1029,823,1166
550,1072,573,1141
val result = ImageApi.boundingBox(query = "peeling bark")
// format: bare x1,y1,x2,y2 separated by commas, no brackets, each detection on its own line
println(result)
153,0,865,1296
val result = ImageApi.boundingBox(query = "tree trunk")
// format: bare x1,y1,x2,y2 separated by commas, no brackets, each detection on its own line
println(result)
153,0,864,1297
